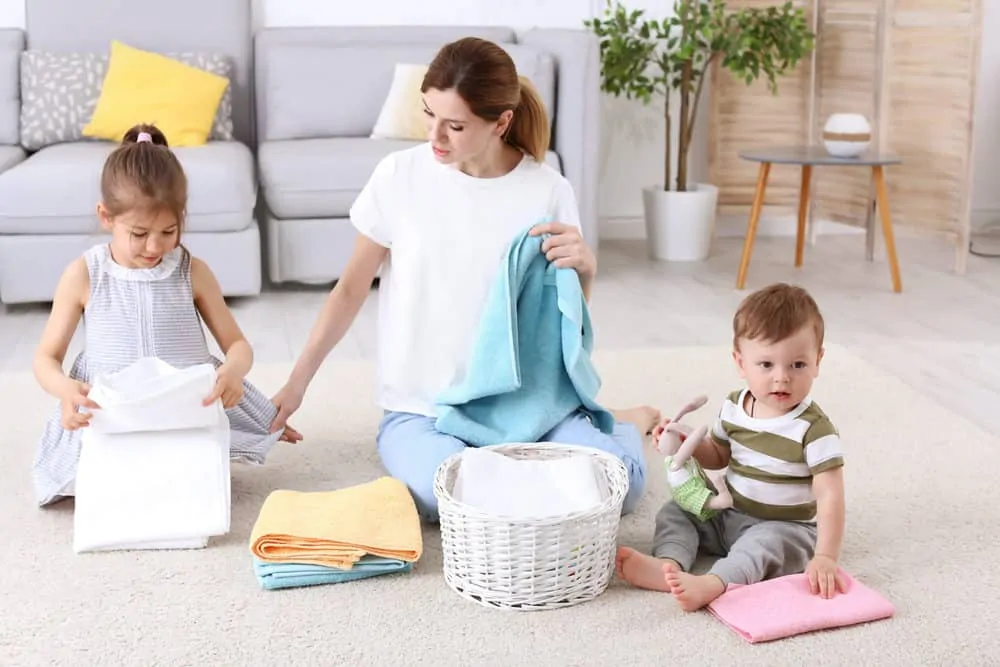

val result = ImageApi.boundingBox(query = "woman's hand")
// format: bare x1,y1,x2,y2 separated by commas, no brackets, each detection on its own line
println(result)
529,222,597,284
278,423,304,444
270,383,305,443
60,380,99,430
204,365,245,409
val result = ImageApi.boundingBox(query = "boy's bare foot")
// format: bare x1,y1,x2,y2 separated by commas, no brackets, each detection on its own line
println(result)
616,546,676,592
662,566,726,612
612,406,661,436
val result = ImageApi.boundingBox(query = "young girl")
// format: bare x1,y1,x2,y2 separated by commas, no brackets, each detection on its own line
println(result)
31,123,300,507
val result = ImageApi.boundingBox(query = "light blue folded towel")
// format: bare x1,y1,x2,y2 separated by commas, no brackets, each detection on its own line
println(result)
435,225,615,446
253,555,412,591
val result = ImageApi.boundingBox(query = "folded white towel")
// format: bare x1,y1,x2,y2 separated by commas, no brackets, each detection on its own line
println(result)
452,446,605,520
87,357,223,434
73,358,231,553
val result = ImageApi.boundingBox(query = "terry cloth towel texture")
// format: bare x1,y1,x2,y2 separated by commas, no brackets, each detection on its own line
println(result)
252,555,413,591
707,570,896,643
435,226,614,445
248,476,423,569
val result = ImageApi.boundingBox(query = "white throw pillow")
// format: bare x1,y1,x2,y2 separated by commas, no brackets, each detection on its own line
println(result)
370,63,429,141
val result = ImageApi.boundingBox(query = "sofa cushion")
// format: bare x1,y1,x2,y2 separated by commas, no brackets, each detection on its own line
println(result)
19,49,235,151
0,29,22,146
0,141,255,234
370,63,430,142
259,43,556,142
259,138,562,219
0,145,24,174
259,138,418,219
83,41,229,148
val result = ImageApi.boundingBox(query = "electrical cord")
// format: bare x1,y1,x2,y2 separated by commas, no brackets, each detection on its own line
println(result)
969,221,1000,258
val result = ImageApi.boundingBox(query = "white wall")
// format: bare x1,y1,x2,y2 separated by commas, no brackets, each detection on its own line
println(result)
2,0,998,236
255,0,596,31
0,0,23,30
972,0,1000,230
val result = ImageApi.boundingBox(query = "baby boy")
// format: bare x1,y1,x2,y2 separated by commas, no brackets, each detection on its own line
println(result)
617,283,847,611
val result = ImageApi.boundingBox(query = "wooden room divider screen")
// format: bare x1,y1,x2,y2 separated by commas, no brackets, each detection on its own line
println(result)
708,0,983,272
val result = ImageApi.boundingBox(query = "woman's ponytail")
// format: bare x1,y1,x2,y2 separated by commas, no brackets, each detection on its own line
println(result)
505,76,550,163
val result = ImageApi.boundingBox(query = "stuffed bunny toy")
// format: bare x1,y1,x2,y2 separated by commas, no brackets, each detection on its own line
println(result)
655,395,733,521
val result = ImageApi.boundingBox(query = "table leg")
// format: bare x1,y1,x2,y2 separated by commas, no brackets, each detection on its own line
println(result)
737,162,771,290
865,191,876,261
872,165,902,293
795,164,812,267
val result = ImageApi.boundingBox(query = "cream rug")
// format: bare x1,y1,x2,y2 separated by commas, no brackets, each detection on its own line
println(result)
2,345,998,666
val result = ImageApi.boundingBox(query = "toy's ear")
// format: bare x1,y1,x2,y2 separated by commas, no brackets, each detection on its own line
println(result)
655,430,678,456
666,422,693,436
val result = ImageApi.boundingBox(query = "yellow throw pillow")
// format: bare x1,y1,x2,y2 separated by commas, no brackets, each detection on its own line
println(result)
83,40,229,147
370,63,429,141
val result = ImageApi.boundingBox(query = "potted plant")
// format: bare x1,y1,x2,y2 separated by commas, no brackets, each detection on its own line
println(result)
585,0,815,261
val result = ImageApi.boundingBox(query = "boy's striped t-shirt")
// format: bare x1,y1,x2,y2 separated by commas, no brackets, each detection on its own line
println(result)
710,389,844,522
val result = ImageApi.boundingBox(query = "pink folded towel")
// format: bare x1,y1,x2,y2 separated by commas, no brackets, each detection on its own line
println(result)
707,569,895,643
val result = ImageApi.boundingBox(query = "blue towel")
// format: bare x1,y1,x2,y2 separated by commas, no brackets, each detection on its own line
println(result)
435,225,615,446
253,555,412,591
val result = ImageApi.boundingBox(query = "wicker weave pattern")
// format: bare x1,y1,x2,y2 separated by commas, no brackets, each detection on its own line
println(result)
433,443,629,611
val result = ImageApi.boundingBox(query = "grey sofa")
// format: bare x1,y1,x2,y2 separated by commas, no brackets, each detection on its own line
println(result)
0,0,261,304
0,30,25,179
254,26,601,285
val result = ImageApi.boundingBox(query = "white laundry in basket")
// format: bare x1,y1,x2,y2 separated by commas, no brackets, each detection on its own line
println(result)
73,358,232,553
453,446,605,519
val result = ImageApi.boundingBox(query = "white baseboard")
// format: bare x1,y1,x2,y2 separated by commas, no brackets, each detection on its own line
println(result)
600,208,1000,241
972,209,1000,231
598,213,865,241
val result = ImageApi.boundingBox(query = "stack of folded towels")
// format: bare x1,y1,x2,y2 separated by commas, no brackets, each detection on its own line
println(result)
248,476,423,591
74,358,232,553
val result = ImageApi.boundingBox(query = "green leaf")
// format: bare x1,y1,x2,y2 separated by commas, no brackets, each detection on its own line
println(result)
582,0,815,186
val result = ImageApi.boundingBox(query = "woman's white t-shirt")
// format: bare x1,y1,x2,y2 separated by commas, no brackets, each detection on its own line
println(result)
350,142,583,417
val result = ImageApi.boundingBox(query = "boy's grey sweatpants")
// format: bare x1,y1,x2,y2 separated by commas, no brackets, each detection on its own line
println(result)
652,501,817,586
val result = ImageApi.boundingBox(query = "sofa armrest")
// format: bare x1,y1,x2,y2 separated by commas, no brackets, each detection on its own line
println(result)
0,28,24,147
520,28,601,253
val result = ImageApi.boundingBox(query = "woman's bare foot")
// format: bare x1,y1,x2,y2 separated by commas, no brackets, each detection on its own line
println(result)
662,565,726,612
615,547,676,592
612,406,661,436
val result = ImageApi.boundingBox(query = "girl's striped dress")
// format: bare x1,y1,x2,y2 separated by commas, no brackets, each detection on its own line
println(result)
32,244,281,506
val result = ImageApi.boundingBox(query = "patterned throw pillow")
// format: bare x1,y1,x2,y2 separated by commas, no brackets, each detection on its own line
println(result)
19,50,235,151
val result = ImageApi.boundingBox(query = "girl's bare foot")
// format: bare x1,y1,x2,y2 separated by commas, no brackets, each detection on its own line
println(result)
615,547,675,592
662,566,726,612
612,406,661,436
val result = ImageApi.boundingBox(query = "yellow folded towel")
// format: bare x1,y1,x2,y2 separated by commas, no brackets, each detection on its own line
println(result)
249,476,423,569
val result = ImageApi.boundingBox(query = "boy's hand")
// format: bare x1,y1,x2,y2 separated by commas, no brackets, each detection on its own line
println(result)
60,380,99,430
806,554,847,599
204,366,245,409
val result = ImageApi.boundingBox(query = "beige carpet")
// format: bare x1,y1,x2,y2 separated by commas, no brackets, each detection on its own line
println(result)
2,345,998,666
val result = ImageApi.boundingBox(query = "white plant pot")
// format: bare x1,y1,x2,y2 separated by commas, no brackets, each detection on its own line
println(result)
642,183,718,262
822,113,871,158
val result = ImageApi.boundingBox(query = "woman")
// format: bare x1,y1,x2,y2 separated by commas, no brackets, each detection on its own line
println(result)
269,36,656,521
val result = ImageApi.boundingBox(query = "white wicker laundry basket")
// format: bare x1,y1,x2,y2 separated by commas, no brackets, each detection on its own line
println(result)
433,442,629,611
